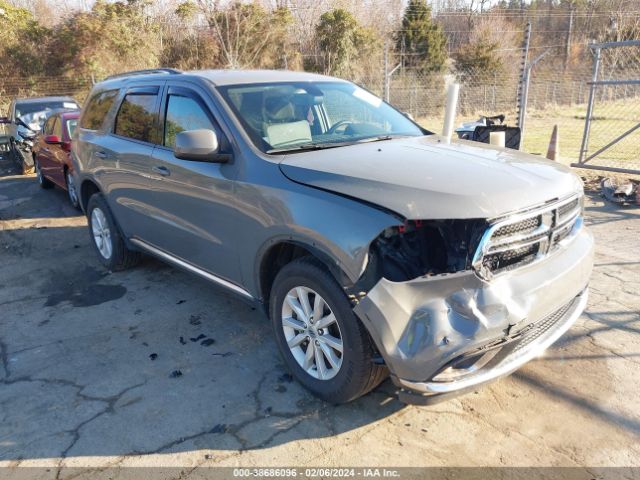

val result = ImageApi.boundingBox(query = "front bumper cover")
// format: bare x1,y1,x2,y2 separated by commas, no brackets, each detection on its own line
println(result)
353,227,594,402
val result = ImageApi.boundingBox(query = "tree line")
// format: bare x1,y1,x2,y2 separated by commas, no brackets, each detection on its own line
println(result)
0,0,638,86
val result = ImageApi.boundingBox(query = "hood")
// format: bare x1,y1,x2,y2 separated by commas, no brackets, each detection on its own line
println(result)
278,135,583,220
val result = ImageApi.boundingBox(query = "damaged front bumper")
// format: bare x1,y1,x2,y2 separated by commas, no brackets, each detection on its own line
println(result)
353,227,594,404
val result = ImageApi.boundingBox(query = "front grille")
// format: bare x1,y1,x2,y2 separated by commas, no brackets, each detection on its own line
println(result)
493,216,541,239
482,243,540,272
473,194,582,279
512,296,577,353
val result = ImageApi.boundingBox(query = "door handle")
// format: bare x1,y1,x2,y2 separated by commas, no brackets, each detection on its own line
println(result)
152,165,170,177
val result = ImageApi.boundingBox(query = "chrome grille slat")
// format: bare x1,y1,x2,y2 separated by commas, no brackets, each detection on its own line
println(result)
473,194,583,280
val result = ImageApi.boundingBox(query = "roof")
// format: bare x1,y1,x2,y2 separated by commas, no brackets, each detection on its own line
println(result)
97,69,347,90
189,69,347,86
14,96,78,104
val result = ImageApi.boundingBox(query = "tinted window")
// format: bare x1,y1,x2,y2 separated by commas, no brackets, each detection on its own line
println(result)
164,95,215,148
52,118,62,138
114,93,158,143
80,90,118,130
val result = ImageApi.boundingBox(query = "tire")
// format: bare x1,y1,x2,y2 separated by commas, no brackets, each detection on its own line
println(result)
86,193,141,271
35,159,54,189
18,146,34,175
269,257,387,403
65,169,80,209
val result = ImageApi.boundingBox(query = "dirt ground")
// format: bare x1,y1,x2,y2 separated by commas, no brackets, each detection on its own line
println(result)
0,151,639,477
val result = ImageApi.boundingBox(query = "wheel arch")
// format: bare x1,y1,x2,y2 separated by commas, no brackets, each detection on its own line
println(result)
79,179,101,212
256,238,352,307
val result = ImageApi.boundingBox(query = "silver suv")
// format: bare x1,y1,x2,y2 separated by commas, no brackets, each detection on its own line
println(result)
72,69,594,404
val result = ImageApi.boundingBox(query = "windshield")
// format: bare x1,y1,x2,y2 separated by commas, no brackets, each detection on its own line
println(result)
67,119,78,137
217,82,425,153
15,101,79,129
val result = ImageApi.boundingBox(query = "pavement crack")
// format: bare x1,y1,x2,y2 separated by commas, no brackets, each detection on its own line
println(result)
53,381,148,465
0,337,9,379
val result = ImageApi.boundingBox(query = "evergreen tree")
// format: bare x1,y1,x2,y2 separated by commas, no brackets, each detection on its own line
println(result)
396,0,447,73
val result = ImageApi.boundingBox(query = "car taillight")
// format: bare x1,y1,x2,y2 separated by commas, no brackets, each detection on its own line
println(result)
61,141,71,152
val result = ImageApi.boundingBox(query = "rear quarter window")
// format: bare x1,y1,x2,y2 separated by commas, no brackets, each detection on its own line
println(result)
80,90,119,130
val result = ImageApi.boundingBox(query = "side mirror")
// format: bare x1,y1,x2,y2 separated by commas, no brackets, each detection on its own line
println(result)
0,117,9,124
44,135,61,144
174,129,228,163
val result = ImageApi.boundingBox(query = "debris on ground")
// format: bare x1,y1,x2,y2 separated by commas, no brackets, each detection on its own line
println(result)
189,314,202,326
169,370,183,378
149,353,158,361
210,424,227,434
179,336,187,345
201,338,215,347
278,373,294,383
601,177,639,205
190,334,206,342
212,352,232,357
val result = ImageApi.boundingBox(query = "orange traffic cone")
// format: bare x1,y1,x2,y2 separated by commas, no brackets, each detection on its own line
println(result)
546,125,559,161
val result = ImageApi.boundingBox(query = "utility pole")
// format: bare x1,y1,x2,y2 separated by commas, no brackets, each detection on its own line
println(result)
516,21,532,130
564,8,574,73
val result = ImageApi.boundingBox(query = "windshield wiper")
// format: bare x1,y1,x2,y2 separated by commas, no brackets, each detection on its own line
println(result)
267,135,400,154
267,143,343,154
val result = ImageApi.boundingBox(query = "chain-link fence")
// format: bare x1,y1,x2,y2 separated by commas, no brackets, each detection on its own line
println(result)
2,44,633,170
573,40,640,174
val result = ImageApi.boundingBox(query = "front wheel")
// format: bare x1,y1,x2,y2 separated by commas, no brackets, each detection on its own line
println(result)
269,257,387,403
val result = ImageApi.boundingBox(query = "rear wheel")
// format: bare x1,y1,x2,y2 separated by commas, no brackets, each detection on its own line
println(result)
35,159,53,189
65,170,80,209
269,257,387,403
87,193,141,271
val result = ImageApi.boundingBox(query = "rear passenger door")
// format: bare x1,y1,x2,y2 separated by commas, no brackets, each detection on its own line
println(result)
99,85,163,240
147,84,241,283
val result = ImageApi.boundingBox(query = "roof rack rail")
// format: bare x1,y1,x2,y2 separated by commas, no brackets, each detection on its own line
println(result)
105,68,182,81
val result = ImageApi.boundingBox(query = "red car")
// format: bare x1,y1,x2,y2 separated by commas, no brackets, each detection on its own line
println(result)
33,110,80,208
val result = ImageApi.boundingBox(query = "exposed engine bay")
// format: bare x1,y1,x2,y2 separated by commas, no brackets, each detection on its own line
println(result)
353,219,487,295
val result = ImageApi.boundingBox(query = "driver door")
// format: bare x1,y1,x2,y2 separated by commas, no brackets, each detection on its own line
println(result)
146,84,241,283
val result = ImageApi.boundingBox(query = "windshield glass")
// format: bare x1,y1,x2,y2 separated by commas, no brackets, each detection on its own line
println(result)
217,82,425,153
15,101,79,130
67,119,78,137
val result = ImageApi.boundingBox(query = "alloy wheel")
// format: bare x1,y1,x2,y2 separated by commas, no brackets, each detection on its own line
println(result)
36,161,43,184
91,207,112,259
66,172,78,206
281,286,343,380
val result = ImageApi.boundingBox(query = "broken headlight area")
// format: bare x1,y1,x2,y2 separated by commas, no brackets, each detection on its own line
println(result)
355,219,487,292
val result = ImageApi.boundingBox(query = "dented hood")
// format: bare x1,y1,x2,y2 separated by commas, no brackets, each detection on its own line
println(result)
279,135,583,220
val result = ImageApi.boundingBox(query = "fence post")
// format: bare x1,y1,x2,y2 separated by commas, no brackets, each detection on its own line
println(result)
383,40,389,102
516,21,532,129
579,46,601,163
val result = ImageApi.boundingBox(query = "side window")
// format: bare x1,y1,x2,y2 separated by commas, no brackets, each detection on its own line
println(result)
43,117,55,135
164,95,215,149
114,93,158,143
52,118,62,138
80,90,118,130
